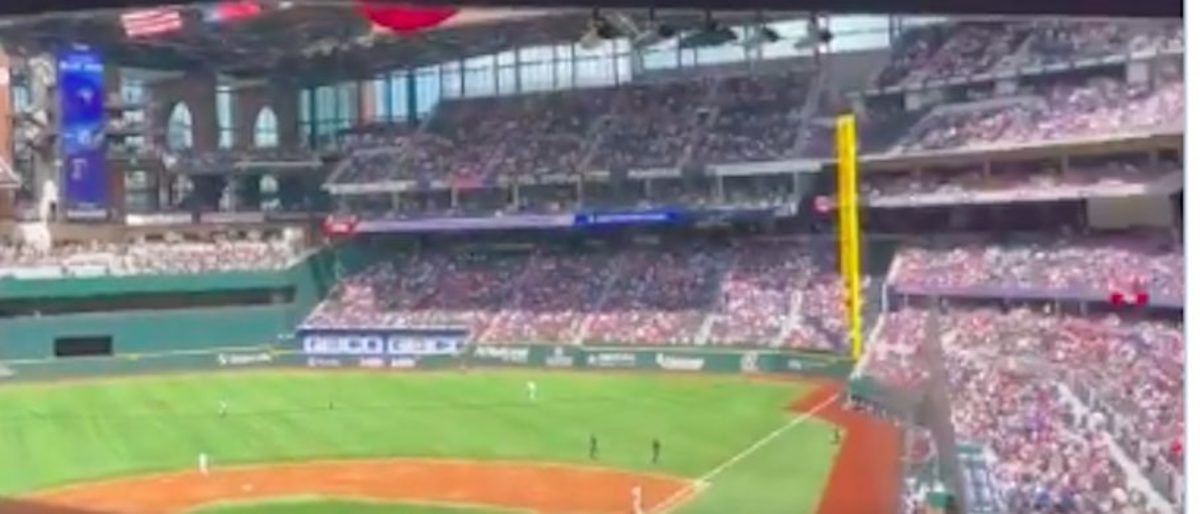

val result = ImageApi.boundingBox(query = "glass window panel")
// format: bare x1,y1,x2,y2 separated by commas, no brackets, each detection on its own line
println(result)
574,56,614,87
299,89,311,123
441,62,462,98
829,15,891,53
641,46,678,71
373,77,388,122
696,41,745,65
555,53,574,89
166,102,193,150
216,85,233,149
519,58,554,92
496,63,517,95
414,68,440,117
680,48,697,67
463,64,494,97
615,54,632,84
463,55,495,97
519,45,553,63
253,107,279,148
390,72,408,121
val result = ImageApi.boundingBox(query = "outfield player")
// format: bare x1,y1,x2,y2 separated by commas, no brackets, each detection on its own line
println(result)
631,484,643,514
651,438,661,464
219,400,229,418
589,433,598,460
198,452,210,475
526,380,538,401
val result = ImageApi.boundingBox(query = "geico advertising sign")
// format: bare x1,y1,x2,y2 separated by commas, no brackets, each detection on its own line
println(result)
301,332,464,356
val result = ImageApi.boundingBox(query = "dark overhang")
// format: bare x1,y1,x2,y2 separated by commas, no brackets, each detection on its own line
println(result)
0,0,1182,19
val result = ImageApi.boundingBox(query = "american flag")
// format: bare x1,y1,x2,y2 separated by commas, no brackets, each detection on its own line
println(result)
120,8,184,38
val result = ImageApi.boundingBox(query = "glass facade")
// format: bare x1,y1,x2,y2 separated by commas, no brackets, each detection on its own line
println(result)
296,15,901,145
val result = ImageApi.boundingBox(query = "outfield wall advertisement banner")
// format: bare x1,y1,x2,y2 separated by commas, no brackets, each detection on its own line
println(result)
297,328,470,357
0,344,851,382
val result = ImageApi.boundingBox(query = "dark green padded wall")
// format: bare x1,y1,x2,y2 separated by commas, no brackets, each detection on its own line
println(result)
0,248,348,361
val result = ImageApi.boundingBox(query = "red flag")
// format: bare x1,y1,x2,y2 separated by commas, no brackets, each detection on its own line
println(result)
355,2,458,34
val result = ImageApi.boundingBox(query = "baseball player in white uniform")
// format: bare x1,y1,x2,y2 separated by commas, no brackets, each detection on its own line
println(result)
198,452,210,475
526,380,538,401
219,400,229,417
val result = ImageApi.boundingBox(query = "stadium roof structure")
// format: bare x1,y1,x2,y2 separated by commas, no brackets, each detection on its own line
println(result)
0,5,791,84
0,0,1182,18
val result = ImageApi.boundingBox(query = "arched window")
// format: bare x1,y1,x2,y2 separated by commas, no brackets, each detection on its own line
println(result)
253,107,279,148
166,102,193,151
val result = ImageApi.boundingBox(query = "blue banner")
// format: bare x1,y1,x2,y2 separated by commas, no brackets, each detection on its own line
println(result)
58,46,107,218
297,327,470,357
573,209,683,227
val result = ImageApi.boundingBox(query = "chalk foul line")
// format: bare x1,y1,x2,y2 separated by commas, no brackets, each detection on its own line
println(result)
648,391,841,514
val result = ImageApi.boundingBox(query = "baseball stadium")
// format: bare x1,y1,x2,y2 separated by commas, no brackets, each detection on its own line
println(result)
0,1,1185,513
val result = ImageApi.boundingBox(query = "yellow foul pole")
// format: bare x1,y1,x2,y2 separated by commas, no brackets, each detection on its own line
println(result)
835,114,863,361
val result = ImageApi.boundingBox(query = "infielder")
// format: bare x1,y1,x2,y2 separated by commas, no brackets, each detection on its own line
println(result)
198,452,210,475
631,484,643,514
526,380,538,401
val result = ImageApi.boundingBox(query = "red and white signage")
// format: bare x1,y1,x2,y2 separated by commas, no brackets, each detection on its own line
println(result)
322,215,360,237
121,8,184,38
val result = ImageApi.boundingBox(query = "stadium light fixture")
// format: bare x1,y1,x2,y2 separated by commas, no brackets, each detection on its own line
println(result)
741,12,780,51
794,14,833,51
678,12,736,49
578,10,618,51
631,9,677,49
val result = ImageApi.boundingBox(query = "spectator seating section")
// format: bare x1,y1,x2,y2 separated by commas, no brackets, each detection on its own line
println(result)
0,238,297,277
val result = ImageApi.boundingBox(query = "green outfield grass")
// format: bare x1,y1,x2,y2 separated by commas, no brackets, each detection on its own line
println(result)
0,370,838,513
190,497,521,514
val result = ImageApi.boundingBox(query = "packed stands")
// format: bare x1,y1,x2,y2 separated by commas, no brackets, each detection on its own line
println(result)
936,307,1181,513
590,80,713,171
857,308,932,389
317,19,1181,208
582,245,726,345
873,20,1181,89
891,72,1183,153
863,160,1179,206
0,237,298,277
892,232,1184,301
492,88,619,178
304,239,853,349
707,240,812,346
694,71,813,164
480,251,615,344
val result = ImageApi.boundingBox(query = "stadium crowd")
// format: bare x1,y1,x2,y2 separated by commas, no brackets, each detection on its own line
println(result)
875,20,1181,89
893,70,1183,154
863,160,1178,206
937,307,1181,513
304,240,849,349
327,70,826,189
0,237,297,277
892,233,1184,302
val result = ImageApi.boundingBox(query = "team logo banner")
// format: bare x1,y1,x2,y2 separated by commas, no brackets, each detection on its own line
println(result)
58,46,108,219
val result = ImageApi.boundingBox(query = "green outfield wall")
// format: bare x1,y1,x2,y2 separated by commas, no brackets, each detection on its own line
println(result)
0,248,346,360
0,344,853,383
